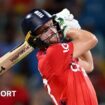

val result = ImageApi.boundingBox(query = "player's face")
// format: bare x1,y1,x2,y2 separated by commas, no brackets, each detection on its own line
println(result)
37,20,60,44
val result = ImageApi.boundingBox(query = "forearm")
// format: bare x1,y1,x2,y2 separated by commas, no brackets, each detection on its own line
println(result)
78,51,94,72
66,29,97,47
65,28,98,58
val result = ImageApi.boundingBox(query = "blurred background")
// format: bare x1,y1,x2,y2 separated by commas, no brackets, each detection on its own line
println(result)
0,0,105,105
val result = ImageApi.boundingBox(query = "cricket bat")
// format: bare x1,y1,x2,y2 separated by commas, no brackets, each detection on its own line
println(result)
0,41,34,75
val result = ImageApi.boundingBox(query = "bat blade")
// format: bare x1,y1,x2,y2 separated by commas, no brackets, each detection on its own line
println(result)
0,41,34,75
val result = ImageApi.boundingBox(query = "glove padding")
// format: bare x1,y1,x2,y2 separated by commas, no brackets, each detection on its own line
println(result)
55,8,81,37
25,31,49,49
25,31,37,48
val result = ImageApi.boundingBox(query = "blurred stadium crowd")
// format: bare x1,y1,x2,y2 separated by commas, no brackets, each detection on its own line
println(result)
0,0,105,105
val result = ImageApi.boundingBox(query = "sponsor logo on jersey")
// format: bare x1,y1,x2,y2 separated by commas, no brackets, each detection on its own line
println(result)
61,43,69,53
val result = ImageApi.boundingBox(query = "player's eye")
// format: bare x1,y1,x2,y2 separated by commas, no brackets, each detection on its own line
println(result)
43,27,49,33
49,23,53,27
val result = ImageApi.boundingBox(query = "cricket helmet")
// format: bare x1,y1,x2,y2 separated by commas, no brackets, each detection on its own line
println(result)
21,9,64,49
21,9,53,36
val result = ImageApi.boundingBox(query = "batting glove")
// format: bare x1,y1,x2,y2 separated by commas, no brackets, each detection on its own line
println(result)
55,8,81,38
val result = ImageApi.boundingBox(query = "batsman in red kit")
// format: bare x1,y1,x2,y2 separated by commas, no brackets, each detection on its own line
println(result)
21,8,98,105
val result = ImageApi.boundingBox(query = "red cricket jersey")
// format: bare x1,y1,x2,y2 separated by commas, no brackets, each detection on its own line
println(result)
36,42,98,105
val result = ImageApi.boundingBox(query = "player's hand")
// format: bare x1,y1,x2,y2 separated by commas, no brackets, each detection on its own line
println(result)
55,8,73,30
25,31,37,48
25,31,48,48
55,8,81,37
